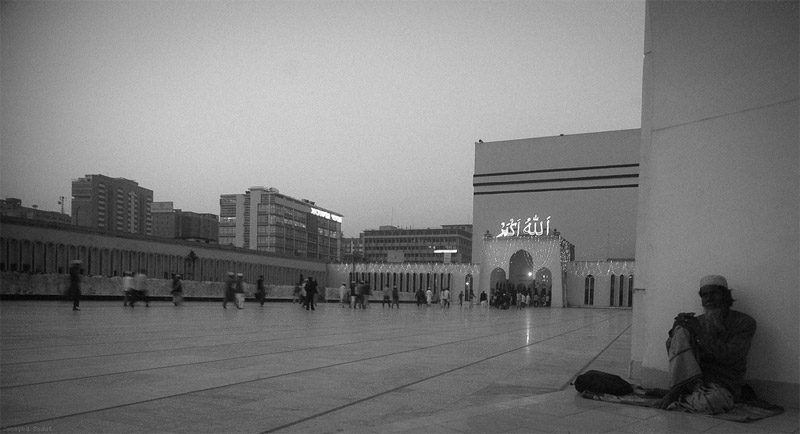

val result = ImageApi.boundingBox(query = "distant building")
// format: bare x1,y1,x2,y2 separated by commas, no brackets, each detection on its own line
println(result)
362,224,473,264
218,186,342,262
71,174,153,236
0,198,71,225
341,236,364,262
152,202,219,243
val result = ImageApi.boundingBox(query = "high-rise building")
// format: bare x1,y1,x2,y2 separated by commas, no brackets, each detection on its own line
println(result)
71,174,153,235
218,186,342,261
152,202,219,243
362,224,473,264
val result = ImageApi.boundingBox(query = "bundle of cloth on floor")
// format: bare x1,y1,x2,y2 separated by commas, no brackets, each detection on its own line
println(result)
572,370,784,423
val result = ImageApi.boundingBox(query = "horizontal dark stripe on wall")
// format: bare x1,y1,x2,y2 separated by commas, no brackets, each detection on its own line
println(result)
473,163,639,178
473,173,639,187
474,183,639,196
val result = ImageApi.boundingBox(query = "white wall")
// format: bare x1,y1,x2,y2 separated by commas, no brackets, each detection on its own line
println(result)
473,129,641,262
633,0,799,407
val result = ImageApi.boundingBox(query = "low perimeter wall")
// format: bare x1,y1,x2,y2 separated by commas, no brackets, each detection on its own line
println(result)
0,272,419,303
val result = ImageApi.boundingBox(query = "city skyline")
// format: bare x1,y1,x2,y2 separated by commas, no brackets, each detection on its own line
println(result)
1,0,645,237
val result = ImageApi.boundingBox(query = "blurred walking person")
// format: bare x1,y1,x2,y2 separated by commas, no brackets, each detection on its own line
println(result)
132,269,149,307
171,274,184,306
256,275,266,307
68,260,82,311
122,271,134,306
304,278,316,311
339,282,349,308
222,272,235,309
234,273,245,309
391,286,400,309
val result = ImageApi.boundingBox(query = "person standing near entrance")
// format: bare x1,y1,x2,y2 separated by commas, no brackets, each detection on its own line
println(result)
425,287,432,306
480,290,488,308
68,260,82,311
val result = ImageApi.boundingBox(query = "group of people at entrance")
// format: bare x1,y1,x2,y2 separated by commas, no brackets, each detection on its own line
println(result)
490,286,550,309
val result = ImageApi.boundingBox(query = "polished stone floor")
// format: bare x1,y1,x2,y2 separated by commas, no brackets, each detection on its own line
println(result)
0,300,796,434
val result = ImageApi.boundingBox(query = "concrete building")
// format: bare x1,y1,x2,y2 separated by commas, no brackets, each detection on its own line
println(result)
341,236,364,262
152,202,219,243
0,198,71,225
632,0,798,407
363,224,473,264
71,174,153,236
219,186,342,262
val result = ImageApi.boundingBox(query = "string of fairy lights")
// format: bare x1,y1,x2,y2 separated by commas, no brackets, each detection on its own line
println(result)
565,260,635,277
482,235,567,273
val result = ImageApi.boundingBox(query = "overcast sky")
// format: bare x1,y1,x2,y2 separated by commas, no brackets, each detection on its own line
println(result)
1,0,644,237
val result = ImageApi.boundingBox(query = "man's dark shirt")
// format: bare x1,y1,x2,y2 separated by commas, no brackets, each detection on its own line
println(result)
695,310,756,400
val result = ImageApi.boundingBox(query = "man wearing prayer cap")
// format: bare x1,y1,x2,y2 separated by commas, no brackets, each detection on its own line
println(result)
658,275,757,414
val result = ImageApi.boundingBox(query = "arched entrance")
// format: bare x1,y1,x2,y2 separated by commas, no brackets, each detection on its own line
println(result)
534,267,552,306
480,235,565,307
508,250,535,287
489,267,506,292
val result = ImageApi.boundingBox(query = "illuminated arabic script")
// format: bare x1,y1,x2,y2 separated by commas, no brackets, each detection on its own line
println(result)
497,215,551,237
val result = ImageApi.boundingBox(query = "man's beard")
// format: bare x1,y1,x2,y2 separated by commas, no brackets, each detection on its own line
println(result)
702,306,728,334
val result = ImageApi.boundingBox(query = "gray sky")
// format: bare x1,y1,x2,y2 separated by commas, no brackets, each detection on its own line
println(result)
1,0,644,237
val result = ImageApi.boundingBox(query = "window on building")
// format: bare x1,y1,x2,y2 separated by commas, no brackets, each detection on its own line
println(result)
610,275,616,307
628,274,634,307
584,275,595,305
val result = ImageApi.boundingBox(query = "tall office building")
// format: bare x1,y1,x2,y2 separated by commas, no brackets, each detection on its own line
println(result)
71,174,153,236
152,202,219,243
218,186,342,261
362,224,473,264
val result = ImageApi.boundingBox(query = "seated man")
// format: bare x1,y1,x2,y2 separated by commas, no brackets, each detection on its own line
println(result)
658,275,757,414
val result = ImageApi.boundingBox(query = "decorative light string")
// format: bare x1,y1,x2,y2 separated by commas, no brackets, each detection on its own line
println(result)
566,260,635,277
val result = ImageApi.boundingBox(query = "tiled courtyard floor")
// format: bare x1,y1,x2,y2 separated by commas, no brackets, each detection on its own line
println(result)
1,300,797,434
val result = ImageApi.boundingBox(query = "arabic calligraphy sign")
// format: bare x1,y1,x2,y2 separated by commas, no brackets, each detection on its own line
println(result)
497,215,551,237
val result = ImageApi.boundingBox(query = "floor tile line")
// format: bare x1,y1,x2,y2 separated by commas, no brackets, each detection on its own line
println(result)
0,316,623,430
2,315,602,389
257,319,627,433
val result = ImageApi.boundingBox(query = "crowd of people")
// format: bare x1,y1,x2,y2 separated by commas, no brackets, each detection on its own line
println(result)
65,267,548,313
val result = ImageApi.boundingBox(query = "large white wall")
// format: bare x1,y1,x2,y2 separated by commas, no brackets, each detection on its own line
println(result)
473,129,640,262
633,0,798,407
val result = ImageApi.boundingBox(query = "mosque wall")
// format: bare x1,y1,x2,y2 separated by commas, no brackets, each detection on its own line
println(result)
473,129,640,264
633,0,799,408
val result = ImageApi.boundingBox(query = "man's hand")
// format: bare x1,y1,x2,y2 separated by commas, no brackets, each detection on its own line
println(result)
672,312,701,337
656,388,682,409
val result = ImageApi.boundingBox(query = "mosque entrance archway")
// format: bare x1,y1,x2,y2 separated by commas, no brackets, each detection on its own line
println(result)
489,267,507,292
534,267,552,305
508,250,535,288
